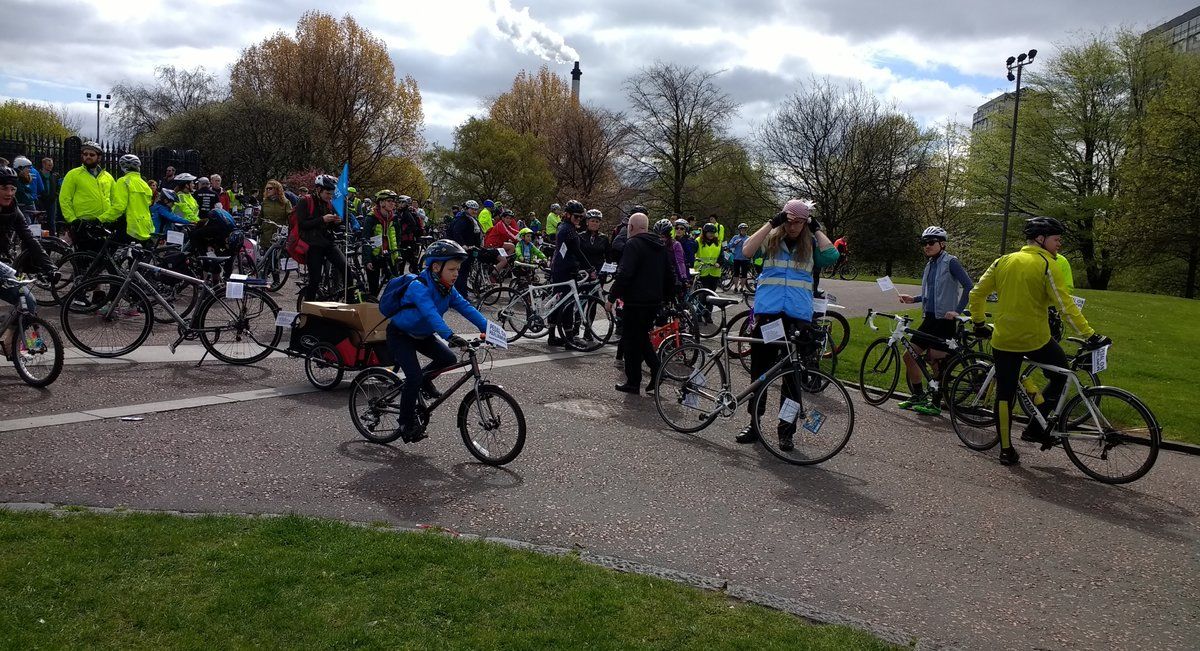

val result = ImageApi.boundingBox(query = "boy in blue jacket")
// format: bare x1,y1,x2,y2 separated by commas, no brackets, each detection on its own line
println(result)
379,239,488,442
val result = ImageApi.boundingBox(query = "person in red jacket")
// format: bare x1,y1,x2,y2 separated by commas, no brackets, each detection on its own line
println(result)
484,208,519,274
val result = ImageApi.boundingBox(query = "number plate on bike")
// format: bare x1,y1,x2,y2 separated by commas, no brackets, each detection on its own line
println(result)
802,409,825,434
778,397,801,424
1091,345,1109,373
688,368,707,387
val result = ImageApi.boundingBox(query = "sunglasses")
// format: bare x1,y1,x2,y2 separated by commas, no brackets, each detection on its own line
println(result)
920,240,942,246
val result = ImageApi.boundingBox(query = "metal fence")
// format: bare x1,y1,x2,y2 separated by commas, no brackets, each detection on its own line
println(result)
0,129,202,183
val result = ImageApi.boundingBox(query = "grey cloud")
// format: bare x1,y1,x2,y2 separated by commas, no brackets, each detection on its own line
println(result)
529,0,787,29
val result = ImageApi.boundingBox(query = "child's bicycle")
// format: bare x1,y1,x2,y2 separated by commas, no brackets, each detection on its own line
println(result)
347,337,527,466
0,273,64,387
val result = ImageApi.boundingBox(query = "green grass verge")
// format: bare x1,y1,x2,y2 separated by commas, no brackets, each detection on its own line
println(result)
0,511,893,649
828,289,1199,445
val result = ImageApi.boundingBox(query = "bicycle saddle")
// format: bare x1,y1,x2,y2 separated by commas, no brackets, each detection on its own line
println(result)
701,294,740,309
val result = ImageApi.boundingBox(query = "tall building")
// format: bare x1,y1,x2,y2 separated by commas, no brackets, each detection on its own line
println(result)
1146,5,1200,52
972,92,1015,132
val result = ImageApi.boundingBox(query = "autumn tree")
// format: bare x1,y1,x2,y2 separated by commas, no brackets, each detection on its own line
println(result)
0,100,79,139
230,11,424,187
111,66,223,144
489,66,572,143
624,63,739,215
549,104,630,211
431,118,555,213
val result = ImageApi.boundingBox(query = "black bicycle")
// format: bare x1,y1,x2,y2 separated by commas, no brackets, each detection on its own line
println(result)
347,338,527,466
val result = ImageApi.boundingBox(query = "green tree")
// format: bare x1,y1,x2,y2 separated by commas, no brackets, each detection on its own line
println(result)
0,100,76,139
431,118,555,213
674,141,778,232
111,66,222,144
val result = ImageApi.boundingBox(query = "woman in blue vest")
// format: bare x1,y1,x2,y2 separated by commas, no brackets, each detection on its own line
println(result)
897,226,974,415
735,199,839,448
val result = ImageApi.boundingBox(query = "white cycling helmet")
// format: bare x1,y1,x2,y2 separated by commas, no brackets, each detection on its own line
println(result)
118,154,141,172
921,226,948,242
12,156,33,170
173,172,197,183
464,200,480,210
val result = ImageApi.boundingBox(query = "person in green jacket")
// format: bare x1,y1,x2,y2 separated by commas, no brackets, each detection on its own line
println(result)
101,154,154,243
58,140,115,251
478,199,495,232
171,173,200,223
545,203,561,242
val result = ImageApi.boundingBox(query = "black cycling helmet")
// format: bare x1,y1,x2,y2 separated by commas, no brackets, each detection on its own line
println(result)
1024,216,1065,239
565,199,585,215
313,174,337,191
653,218,674,236
0,166,17,187
629,204,647,216
422,239,468,266
501,208,515,218
159,188,178,203
702,223,717,234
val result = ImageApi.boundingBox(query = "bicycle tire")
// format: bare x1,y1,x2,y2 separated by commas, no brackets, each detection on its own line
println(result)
751,366,854,465
946,362,1000,450
476,287,527,343
52,251,102,307
839,261,859,281
653,343,727,434
561,295,612,352
1060,386,1160,484
196,286,282,364
348,367,405,444
726,310,753,360
686,289,724,340
817,310,850,356
458,384,527,466
657,332,700,380
268,249,290,293
148,274,199,325
858,338,899,405
305,342,344,390
11,313,64,387
60,275,154,358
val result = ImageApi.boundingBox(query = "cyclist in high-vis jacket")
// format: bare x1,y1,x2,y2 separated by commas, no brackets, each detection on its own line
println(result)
100,154,154,243
967,217,1109,467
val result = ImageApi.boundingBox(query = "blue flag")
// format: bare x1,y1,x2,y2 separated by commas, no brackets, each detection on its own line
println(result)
332,163,350,218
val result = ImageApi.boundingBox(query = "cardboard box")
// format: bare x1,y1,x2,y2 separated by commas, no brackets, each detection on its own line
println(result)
305,302,389,344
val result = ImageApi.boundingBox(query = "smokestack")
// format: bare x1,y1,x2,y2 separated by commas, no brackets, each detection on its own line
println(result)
570,61,581,103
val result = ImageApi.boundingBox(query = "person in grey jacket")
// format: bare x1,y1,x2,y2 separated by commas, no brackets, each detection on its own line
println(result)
896,226,975,415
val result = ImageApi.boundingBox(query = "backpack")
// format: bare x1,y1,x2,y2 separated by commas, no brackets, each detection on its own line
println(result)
379,273,428,318
286,195,315,264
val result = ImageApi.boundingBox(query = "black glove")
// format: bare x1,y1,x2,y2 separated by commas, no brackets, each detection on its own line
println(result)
973,322,993,339
1085,333,1111,350
447,333,470,348
808,217,821,233
770,211,789,228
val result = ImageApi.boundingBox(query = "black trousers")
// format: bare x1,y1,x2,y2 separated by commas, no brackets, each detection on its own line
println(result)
621,303,661,386
993,339,1069,435
305,245,348,301
748,314,810,418
366,256,395,297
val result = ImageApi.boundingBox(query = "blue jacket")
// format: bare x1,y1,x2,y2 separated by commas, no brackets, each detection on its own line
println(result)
754,239,839,321
381,268,487,339
727,234,749,261
679,236,699,267
209,206,237,229
151,203,190,234
916,252,973,316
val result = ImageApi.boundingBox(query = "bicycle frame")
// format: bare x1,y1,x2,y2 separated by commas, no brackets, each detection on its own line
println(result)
964,360,1108,441
106,259,260,339
865,310,960,392
370,346,490,419
505,278,587,323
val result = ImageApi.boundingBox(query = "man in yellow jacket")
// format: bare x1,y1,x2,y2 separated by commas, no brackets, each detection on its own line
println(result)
58,140,114,246
171,173,200,223
101,154,154,242
967,217,1109,467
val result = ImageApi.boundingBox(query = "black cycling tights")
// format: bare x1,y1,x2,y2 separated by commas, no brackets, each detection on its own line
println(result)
992,339,1068,450
304,245,348,301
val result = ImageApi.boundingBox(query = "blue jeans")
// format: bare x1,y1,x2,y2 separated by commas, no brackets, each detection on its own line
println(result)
385,323,457,424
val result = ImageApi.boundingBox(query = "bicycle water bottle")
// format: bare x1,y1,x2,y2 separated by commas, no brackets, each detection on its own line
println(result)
1021,376,1045,406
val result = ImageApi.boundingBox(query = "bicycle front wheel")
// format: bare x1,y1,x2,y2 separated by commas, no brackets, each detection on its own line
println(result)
1060,387,1160,484
197,286,282,364
946,362,1000,450
561,295,612,352
349,368,404,444
458,384,527,466
839,261,859,281
475,287,526,343
858,338,899,405
751,366,854,465
11,314,64,387
60,275,153,358
653,343,727,433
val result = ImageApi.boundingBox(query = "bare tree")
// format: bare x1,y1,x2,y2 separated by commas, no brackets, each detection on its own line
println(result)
624,63,739,215
548,104,632,211
111,66,223,143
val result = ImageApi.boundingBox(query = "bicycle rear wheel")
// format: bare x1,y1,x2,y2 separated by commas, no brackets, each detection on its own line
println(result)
11,314,64,387
751,366,854,465
348,368,404,444
946,362,1000,450
59,275,153,358
653,343,726,433
858,338,899,405
458,384,527,466
197,286,282,364
1060,387,1160,484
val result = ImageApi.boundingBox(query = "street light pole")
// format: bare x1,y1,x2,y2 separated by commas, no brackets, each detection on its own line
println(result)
999,49,1037,255
85,92,111,142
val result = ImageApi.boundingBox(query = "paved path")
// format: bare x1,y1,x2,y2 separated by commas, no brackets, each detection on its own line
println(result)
0,339,1195,650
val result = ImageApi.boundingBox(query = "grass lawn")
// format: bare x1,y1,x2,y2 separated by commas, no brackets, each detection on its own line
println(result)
0,511,893,649
828,288,1199,445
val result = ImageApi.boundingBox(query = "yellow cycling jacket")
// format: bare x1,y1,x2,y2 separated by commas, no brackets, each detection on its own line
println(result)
58,165,114,222
102,172,154,241
968,245,1093,353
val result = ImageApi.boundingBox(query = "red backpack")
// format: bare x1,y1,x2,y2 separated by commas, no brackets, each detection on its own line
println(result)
286,195,315,265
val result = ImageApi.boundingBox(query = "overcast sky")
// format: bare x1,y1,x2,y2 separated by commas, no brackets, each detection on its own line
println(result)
3,0,1194,147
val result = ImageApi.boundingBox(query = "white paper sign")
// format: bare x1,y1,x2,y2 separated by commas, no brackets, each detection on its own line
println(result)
225,281,244,300
601,262,618,274
166,230,185,245
369,235,383,248
683,392,701,409
1092,345,1109,374
28,223,41,237
229,273,248,282
812,297,829,314
275,310,299,328
557,242,567,259
1071,295,1086,310
688,368,707,388
485,320,509,349
280,258,299,271
761,318,786,343
497,247,507,258
778,397,802,424
876,276,895,292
